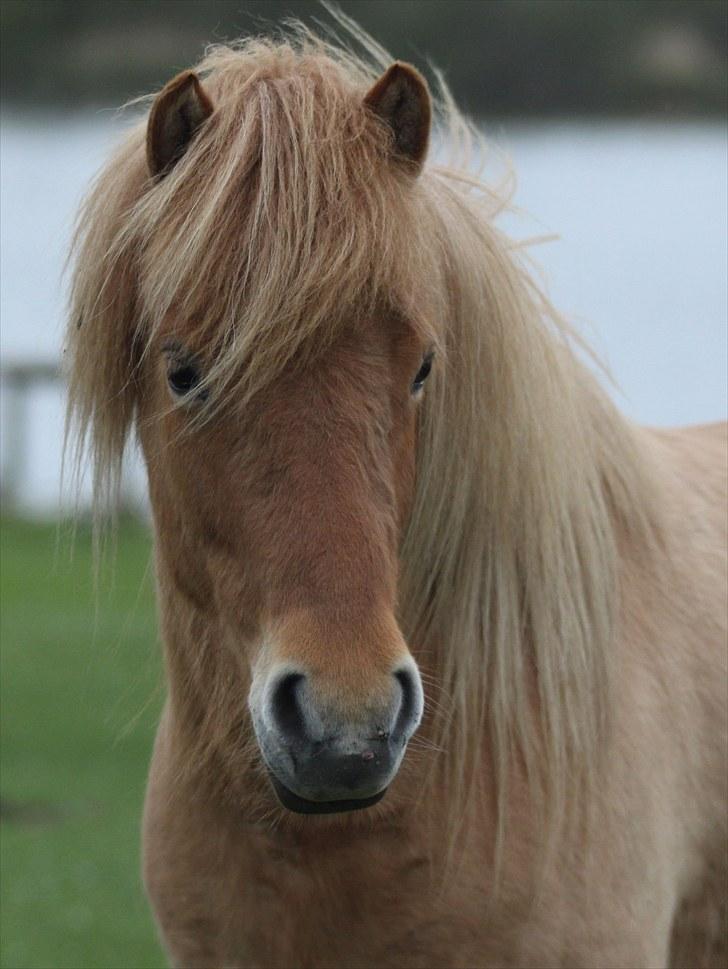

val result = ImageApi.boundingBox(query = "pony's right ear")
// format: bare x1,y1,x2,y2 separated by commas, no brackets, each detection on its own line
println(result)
146,71,214,178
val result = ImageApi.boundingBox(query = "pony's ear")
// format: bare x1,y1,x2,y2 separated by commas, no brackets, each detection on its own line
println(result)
364,62,431,171
146,71,214,178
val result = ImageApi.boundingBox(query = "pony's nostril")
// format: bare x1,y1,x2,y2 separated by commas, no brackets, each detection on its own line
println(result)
394,667,421,739
270,672,306,742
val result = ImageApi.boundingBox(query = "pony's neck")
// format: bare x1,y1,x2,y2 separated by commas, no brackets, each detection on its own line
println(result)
399,175,662,828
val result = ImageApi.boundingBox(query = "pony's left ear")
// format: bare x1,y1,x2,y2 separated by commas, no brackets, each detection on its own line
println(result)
146,70,214,178
364,62,431,172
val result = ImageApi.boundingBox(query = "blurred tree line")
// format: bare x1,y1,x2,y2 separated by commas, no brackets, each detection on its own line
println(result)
2,0,726,116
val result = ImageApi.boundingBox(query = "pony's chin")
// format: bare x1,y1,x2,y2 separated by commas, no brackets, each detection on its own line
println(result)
268,774,387,815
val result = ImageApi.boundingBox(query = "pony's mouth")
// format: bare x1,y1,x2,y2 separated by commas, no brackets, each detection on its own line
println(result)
268,772,388,815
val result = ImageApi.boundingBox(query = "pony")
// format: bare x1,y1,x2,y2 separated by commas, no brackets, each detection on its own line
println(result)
65,19,727,969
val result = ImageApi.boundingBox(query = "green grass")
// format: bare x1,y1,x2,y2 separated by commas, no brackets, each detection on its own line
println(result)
1,518,165,969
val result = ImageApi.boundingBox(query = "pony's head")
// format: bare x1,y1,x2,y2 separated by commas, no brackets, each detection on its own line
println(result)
69,37,448,814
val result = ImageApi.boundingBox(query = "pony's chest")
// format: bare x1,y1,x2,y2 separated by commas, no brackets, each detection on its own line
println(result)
232,840,475,969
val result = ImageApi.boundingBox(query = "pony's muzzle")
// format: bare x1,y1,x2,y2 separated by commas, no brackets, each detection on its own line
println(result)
252,660,423,814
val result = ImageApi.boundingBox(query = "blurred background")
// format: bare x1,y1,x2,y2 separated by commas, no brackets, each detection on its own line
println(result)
1,2,726,967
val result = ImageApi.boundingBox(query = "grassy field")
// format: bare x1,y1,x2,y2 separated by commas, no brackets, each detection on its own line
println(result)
1,518,165,969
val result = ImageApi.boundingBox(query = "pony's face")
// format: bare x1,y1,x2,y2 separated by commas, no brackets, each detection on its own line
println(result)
137,63,433,813
142,314,430,813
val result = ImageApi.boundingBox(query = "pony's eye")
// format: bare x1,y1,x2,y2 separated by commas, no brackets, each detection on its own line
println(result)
163,341,209,404
168,363,201,397
412,352,434,394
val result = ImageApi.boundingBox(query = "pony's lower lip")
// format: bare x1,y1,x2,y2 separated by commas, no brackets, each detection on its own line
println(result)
268,773,388,815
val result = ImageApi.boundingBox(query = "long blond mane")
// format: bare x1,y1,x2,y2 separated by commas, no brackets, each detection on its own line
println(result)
66,18,661,857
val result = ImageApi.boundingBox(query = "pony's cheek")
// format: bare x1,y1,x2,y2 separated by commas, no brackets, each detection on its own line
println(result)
219,626,267,685
392,411,418,530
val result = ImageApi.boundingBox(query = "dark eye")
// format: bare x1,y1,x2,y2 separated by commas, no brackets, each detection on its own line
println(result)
163,340,209,403
168,364,199,394
412,351,434,394
168,362,204,398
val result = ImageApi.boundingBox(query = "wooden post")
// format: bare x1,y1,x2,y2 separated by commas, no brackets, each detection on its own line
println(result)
0,360,146,518
0,362,60,514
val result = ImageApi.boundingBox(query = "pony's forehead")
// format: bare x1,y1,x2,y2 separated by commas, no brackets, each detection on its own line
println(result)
152,301,434,364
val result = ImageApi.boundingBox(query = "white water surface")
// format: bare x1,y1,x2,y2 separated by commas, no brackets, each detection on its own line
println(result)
1,113,726,513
